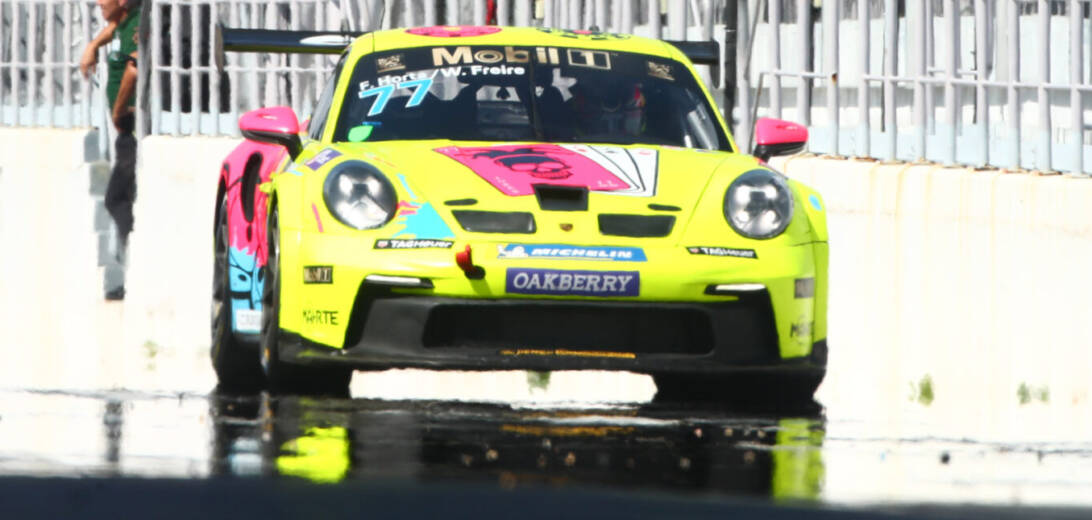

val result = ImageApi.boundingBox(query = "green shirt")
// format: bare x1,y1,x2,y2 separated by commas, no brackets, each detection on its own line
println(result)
106,11,139,108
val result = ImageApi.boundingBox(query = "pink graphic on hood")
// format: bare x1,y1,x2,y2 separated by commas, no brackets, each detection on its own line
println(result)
434,144,630,196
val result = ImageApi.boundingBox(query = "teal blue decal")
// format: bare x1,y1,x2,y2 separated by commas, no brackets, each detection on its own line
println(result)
392,174,455,239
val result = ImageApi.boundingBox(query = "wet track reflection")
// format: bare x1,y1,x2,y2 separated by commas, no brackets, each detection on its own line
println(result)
3,376,1092,518
208,391,824,497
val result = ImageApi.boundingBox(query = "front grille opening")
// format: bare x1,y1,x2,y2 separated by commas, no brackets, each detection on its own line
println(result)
533,184,588,211
422,303,713,354
598,214,675,237
452,210,537,233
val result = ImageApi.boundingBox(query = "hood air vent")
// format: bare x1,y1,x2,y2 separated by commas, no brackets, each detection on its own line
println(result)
452,210,536,234
598,214,675,237
533,184,588,211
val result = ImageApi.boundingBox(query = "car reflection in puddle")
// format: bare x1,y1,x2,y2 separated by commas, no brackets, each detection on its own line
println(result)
208,389,825,501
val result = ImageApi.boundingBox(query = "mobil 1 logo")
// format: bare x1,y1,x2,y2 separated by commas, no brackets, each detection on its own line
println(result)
506,268,639,297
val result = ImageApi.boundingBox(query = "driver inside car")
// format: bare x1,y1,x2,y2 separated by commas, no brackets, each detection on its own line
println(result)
566,77,647,138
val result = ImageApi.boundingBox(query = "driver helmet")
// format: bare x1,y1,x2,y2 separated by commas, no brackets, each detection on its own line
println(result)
569,79,646,137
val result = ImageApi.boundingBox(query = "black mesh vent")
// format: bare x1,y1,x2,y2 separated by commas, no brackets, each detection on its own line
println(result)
423,302,713,355
598,214,675,237
452,211,537,233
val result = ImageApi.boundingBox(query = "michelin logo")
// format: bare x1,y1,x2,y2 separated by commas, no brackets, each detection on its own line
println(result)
506,268,639,297
498,244,647,262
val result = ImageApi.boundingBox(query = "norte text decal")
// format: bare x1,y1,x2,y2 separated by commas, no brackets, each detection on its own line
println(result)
506,268,639,297
303,309,339,326
498,244,646,262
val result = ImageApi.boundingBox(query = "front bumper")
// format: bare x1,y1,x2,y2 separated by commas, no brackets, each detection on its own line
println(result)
276,232,827,373
279,284,825,377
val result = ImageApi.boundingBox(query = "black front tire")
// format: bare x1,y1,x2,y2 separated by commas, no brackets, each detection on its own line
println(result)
211,196,264,392
260,207,352,396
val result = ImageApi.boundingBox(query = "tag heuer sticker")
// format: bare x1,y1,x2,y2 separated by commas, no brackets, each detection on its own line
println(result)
687,246,757,259
374,239,454,249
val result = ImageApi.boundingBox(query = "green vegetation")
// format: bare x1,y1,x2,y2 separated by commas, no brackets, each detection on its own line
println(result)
910,374,934,406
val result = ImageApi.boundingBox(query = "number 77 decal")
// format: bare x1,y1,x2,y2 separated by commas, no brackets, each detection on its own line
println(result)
358,78,433,116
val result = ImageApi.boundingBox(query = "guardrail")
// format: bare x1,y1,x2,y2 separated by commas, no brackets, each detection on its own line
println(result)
3,1,1091,173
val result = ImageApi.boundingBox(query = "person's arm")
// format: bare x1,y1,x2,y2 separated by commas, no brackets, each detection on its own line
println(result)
80,21,118,79
112,52,137,130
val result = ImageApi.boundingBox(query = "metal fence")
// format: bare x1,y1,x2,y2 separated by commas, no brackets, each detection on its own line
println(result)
3,0,1091,173
744,0,1092,173
0,0,111,145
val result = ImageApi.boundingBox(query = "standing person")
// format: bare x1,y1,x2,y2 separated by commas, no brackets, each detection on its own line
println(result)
82,0,140,300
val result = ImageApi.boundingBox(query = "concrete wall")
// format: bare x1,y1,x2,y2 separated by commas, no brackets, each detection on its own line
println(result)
0,128,105,388
124,136,240,353
2,131,1090,421
773,155,1092,445
0,130,238,392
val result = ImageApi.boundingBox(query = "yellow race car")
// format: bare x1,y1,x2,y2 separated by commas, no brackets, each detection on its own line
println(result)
210,25,828,401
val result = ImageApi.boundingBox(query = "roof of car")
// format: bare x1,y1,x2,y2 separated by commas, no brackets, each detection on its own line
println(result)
358,25,682,60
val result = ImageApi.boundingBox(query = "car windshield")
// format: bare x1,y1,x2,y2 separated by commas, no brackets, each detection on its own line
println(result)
332,45,731,151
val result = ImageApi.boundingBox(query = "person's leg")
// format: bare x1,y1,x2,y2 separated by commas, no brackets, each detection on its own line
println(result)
103,115,136,299
104,123,137,246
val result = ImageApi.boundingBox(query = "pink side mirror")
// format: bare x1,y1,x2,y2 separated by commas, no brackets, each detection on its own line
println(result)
239,106,302,158
753,117,808,161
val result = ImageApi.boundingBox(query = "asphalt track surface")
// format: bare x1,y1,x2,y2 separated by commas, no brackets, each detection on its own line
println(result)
2,384,1091,519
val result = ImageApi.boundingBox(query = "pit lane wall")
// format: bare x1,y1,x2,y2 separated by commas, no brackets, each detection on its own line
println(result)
1,130,1089,412
771,155,1092,431
0,127,103,389
0,129,238,391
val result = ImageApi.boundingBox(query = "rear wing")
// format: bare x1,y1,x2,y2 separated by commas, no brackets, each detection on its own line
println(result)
215,25,719,78
214,25,365,70
665,40,719,67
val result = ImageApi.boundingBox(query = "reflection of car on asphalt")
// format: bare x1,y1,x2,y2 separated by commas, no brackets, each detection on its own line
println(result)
209,25,829,401
208,392,825,499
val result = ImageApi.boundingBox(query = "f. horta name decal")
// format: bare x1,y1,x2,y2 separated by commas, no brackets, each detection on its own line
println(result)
505,268,639,297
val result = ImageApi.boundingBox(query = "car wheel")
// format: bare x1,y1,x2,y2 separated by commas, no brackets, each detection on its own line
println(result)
652,372,823,408
260,206,352,396
211,196,264,392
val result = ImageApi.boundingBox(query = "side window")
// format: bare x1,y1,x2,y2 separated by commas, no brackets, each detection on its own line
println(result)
308,54,346,140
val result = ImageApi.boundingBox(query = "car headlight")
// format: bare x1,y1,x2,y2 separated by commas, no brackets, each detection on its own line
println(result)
723,169,794,239
322,162,397,230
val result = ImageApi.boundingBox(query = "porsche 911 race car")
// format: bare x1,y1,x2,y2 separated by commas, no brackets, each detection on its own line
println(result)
210,25,828,401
